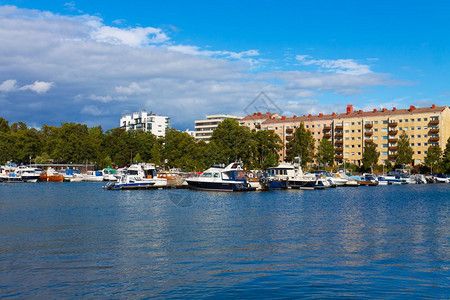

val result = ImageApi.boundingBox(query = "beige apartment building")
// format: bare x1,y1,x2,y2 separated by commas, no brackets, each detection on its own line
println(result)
239,112,280,130
194,114,242,142
246,104,450,166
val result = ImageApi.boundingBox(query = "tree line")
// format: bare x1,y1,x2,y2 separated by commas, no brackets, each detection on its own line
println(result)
1,117,449,173
0,118,282,171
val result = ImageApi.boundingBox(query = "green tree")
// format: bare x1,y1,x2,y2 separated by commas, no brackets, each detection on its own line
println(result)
209,119,253,165
395,131,414,167
150,139,163,166
362,142,380,172
285,122,315,167
251,130,282,169
0,117,10,133
316,138,334,167
443,137,450,174
424,145,443,174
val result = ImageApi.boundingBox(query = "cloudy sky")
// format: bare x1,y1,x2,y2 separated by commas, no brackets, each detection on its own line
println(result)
0,1,449,130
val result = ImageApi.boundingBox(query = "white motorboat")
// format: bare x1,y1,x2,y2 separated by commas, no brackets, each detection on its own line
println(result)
186,162,256,191
15,166,41,182
83,170,104,182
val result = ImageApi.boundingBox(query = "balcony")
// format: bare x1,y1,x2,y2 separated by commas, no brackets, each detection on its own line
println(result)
268,129,275,133
388,154,397,160
323,126,332,131
335,155,343,160
364,123,373,128
428,136,440,142
364,131,373,136
388,146,398,151
323,133,332,139
286,128,294,133
428,128,439,133
388,130,398,135
388,122,398,127
364,139,374,143
335,125,343,130
335,140,343,144
388,138,398,143
428,119,439,125
255,124,261,129
286,135,293,140
335,132,343,137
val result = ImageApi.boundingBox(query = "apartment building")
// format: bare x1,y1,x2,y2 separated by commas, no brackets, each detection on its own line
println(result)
120,110,170,137
247,104,450,165
194,114,242,142
239,112,280,130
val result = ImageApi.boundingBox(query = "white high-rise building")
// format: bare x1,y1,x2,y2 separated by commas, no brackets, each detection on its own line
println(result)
120,110,170,137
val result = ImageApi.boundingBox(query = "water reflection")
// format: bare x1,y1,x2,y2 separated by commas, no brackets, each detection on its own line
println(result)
0,183,448,297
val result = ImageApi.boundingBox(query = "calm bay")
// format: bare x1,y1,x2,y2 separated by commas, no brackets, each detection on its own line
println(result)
1,183,449,298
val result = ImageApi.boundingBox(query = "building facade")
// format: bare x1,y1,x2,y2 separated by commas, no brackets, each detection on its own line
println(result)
120,110,170,137
243,104,450,166
194,114,242,142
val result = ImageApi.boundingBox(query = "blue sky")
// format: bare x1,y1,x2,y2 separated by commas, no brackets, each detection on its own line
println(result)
0,0,449,130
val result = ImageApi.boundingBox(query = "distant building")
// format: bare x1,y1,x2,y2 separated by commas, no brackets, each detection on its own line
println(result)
120,110,170,137
239,112,280,130
184,129,196,137
194,114,242,142
257,104,450,165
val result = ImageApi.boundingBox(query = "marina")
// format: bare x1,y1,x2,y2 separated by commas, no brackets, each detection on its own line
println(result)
0,182,448,298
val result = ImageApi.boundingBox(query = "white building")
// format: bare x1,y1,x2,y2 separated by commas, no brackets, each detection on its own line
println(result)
120,110,170,137
194,114,242,142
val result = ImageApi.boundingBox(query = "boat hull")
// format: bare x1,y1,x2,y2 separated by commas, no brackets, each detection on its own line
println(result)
186,180,256,192
104,181,156,190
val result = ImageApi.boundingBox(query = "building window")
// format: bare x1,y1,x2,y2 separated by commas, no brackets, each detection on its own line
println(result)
382,144,388,148
418,135,421,138
345,122,349,125
345,145,349,148
417,151,421,154
417,143,421,146
411,135,415,138
382,128,388,132
383,120,388,124
358,129,361,132
411,127,415,130
345,137,350,140
382,152,388,156
417,126,421,130
374,136,378,140
351,122,355,125
352,130,355,133
404,119,408,122
358,122,361,125
417,118,421,121
424,118,428,121
404,127,408,130
374,121,378,124
345,130,349,133
411,143,415,146
382,136,388,140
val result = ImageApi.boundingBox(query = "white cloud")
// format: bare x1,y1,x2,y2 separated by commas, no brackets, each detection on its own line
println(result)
81,105,104,116
0,79,18,92
0,5,403,129
296,55,372,75
19,81,54,94
167,45,260,60
0,79,53,94
90,23,169,46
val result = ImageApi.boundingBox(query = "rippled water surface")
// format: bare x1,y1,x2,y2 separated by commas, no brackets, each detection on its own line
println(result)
1,183,449,298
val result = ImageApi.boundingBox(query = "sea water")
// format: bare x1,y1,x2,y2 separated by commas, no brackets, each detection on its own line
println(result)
0,183,449,298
